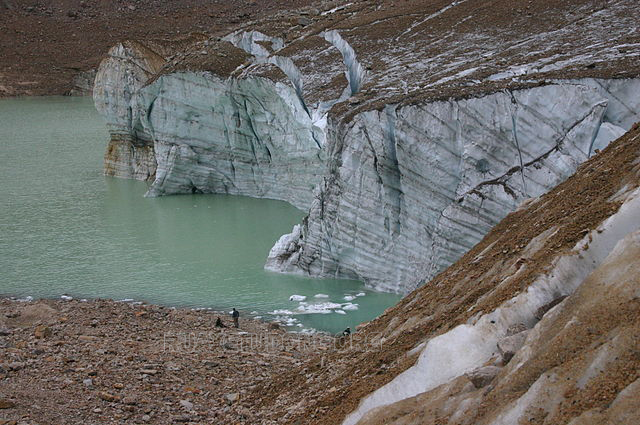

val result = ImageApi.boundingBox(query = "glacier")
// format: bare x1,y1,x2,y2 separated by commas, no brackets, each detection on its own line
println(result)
94,25,640,294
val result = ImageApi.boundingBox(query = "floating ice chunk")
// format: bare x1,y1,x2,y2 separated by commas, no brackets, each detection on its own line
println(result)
296,302,343,314
17,296,33,302
343,295,356,301
342,303,359,311
270,309,294,315
356,292,366,297
289,294,307,301
60,295,73,301
117,298,135,303
274,315,300,327
314,294,329,298
335,310,347,315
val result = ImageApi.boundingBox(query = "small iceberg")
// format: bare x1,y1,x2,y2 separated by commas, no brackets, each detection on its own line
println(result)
60,295,73,301
314,294,329,298
335,310,347,315
296,302,342,314
342,303,359,311
356,292,366,297
343,295,356,301
289,294,307,302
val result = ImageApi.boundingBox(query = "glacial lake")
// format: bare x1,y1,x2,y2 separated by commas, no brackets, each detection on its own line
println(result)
0,97,401,334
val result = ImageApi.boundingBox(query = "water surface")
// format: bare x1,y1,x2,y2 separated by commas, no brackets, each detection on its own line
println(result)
0,97,401,334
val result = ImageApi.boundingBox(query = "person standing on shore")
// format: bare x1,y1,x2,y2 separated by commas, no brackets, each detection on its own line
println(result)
231,308,239,328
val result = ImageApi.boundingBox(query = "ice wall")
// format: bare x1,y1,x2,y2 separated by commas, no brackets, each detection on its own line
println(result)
94,35,640,294
135,72,326,210
94,41,165,181
268,79,640,292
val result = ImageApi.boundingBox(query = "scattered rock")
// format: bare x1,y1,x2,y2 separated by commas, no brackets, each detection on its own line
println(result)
179,399,193,411
183,386,200,394
83,378,93,387
6,362,25,371
466,365,502,388
140,369,158,375
122,396,138,406
224,393,239,405
78,335,98,342
34,324,51,338
98,391,120,402
0,399,16,409
165,361,181,371
268,322,281,331
497,330,529,364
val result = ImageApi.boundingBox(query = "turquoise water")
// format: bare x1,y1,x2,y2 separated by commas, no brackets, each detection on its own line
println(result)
0,97,400,334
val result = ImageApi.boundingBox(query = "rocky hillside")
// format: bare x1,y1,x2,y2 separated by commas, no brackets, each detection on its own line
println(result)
0,0,315,96
93,0,640,293
239,122,640,425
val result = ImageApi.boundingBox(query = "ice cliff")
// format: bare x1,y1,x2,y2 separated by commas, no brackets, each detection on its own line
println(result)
94,0,640,293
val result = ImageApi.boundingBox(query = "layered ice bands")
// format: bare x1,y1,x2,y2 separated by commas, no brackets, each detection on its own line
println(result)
94,30,640,294
136,72,325,210
268,80,640,292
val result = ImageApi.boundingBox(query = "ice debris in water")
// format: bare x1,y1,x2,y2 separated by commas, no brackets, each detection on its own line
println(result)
335,310,347,315
274,315,300,327
289,294,307,301
270,309,294,315
356,292,366,297
343,303,359,311
314,294,329,298
344,295,356,301
296,302,343,314
60,295,73,301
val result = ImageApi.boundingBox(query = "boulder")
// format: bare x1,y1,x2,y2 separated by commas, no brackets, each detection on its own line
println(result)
497,330,529,364
224,393,239,405
465,365,502,389
34,325,51,338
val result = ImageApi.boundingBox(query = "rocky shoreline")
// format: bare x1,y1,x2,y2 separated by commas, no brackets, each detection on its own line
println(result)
0,297,335,424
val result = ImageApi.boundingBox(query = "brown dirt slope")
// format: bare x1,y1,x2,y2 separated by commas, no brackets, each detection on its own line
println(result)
359,229,640,425
175,0,640,118
236,123,640,425
0,0,316,96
